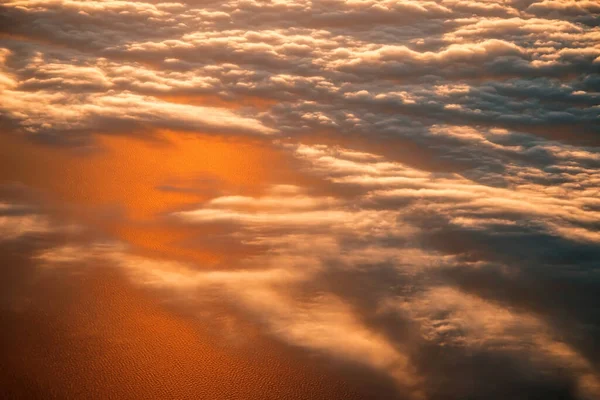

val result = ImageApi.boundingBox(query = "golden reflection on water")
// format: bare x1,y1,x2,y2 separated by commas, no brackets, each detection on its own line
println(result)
2,259,379,399
0,130,299,263
0,131,281,215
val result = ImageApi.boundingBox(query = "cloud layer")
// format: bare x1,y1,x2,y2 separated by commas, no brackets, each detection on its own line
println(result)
1,0,599,399
27,140,600,399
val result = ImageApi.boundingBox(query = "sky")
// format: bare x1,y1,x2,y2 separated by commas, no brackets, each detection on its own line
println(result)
0,0,600,399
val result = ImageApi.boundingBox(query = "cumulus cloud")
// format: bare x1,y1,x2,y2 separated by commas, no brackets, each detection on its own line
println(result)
2,0,598,146
391,286,600,399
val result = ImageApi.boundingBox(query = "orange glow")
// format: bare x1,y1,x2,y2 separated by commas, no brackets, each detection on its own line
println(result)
0,131,297,264
0,130,285,214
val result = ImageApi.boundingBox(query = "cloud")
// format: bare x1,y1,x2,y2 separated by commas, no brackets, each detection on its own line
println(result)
50,141,591,397
0,209,51,241
1,86,276,140
390,286,600,399
11,131,600,399
2,0,598,148
1,0,600,398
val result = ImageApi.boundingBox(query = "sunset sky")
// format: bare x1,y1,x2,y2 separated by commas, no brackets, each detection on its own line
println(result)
1,1,600,399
